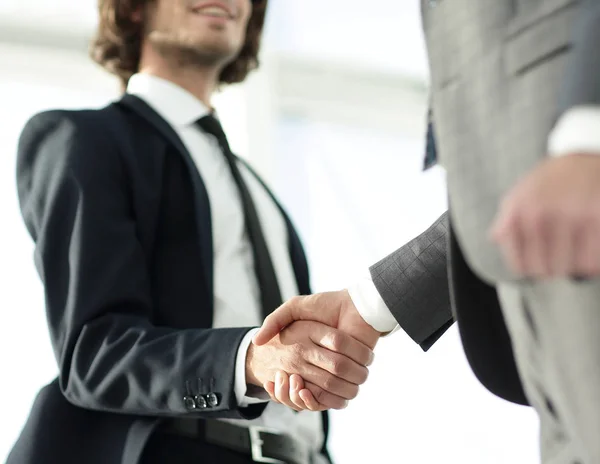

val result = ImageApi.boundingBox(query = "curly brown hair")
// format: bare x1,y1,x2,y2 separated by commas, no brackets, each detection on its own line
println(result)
90,0,267,90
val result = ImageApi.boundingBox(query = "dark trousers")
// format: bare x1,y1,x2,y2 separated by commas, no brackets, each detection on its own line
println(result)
139,432,255,464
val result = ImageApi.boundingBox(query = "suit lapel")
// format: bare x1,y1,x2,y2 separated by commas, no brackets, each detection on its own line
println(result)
118,94,214,306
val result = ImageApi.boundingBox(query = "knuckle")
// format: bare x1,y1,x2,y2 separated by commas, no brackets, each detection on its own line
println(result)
525,208,544,232
283,352,301,372
322,375,338,393
291,342,303,357
329,332,347,352
290,295,304,307
330,356,350,377
287,358,301,373
306,292,322,306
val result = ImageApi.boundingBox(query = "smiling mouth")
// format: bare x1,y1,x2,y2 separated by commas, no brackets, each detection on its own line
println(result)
192,5,234,19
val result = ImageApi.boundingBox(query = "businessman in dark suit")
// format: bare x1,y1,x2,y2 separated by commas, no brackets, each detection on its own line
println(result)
256,1,600,462
8,1,386,463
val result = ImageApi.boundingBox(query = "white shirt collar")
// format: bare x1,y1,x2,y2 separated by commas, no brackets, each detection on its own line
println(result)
126,73,212,127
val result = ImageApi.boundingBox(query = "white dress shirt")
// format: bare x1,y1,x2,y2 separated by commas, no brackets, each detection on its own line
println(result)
127,74,323,451
351,106,600,334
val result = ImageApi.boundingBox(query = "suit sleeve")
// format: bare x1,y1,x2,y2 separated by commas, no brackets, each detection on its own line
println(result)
369,212,454,350
560,2,600,111
16,111,265,420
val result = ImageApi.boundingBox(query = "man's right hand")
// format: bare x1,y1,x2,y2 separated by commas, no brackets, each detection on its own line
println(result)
252,290,384,411
246,320,374,410
253,290,382,349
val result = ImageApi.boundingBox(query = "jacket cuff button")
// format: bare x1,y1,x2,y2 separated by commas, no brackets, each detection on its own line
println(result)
206,393,219,407
194,395,208,409
183,396,197,410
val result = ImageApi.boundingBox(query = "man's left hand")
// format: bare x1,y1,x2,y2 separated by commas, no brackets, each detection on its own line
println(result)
491,154,600,278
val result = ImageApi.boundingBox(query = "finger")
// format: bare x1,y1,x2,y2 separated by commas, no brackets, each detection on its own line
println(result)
253,297,308,346
491,209,526,276
298,388,325,411
304,382,349,410
547,220,573,277
309,323,375,367
275,371,302,412
521,212,551,277
289,374,310,410
309,344,369,386
264,381,280,403
296,362,360,400
574,221,600,276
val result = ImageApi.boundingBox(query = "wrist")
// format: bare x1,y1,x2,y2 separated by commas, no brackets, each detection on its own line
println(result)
245,343,261,387
347,280,398,335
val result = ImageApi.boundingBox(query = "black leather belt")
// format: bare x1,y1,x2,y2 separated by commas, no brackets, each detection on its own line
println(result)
161,418,312,464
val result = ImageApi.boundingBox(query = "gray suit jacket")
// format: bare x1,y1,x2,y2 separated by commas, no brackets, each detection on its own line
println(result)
372,0,600,405
423,0,596,282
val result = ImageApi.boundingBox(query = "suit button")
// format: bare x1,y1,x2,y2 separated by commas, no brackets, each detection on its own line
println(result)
194,395,208,409
206,393,219,408
183,396,197,410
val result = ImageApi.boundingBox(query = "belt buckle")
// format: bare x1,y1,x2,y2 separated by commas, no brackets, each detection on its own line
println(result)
249,426,286,464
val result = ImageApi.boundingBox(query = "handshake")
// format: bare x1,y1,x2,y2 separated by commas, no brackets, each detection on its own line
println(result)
245,290,385,412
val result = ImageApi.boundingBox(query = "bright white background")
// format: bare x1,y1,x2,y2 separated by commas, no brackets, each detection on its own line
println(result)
0,2,539,463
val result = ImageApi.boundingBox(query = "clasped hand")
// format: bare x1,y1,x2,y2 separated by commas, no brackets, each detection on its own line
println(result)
491,154,600,278
248,291,382,412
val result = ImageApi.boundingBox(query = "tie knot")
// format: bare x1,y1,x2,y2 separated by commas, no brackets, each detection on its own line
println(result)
196,115,230,151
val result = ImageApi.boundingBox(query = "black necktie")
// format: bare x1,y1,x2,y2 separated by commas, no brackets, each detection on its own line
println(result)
197,115,283,320
423,109,438,171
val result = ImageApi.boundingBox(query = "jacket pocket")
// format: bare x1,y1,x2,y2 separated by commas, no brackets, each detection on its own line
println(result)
504,0,579,76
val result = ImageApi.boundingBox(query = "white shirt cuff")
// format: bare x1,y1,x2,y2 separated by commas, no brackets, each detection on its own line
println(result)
548,106,600,157
348,275,400,336
235,328,270,407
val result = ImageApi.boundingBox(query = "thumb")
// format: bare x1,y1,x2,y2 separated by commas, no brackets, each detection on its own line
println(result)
253,293,342,346
253,298,302,345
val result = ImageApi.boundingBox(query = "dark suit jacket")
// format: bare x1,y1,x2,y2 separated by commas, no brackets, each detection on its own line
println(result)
8,95,329,464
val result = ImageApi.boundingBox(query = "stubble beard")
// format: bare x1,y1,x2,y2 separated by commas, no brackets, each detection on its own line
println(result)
149,27,238,71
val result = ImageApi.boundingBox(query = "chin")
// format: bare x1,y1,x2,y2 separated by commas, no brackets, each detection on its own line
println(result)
191,35,241,56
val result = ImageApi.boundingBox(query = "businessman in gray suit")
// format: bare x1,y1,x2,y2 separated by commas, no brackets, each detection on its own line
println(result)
254,1,600,462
